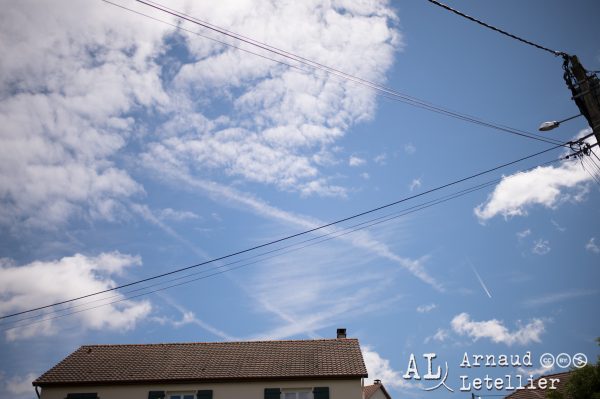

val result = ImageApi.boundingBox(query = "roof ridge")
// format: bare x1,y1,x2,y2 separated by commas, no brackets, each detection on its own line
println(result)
81,338,358,347
532,370,572,378
35,338,368,386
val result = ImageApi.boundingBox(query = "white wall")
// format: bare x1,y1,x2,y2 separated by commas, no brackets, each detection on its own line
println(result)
367,388,389,399
39,379,363,399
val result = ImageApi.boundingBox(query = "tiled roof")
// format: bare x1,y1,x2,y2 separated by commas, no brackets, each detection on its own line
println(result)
504,371,572,399
34,338,368,386
363,382,392,399
363,383,379,398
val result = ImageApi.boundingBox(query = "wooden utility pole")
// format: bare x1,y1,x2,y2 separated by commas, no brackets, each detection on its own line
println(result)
563,55,600,143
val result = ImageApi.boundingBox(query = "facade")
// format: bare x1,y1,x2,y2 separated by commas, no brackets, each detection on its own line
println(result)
33,330,369,399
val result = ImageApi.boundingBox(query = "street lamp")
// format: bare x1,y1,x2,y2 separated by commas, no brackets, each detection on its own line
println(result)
538,114,582,131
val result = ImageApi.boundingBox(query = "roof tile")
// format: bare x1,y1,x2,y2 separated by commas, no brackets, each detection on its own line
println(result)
34,339,367,386
504,371,572,399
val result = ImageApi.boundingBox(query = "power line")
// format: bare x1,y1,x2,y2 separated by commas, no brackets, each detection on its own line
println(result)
425,0,565,56
1,177,509,330
0,179,502,331
0,143,565,321
581,157,600,186
591,148,600,164
101,0,566,147
0,155,569,332
137,0,566,146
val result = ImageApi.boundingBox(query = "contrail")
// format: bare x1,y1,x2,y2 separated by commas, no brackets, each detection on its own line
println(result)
468,259,492,299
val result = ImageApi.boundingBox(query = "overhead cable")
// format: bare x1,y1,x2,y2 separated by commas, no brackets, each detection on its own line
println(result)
102,0,566,147
425,0,565,56
0,155,570,332
0,142,565,321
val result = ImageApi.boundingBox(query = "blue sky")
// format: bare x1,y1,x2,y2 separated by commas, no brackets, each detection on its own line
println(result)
0,0,599,398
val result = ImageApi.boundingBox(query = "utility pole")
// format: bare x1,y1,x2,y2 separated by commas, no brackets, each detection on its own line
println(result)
562,54,600,143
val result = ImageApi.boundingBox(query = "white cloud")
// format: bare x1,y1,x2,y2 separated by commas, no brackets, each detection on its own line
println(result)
139,164,443,291
360,172,370,180
374,153,387,165
474,134,596,221
349,155,366,167
409,178,422,192
586,237,600,254
0,252,151,341
416,303,437,313
516,228,531,239
517,364,554,378
424,328,448,343
129,203,209,259
4,373,37,395
551,219,566,232
141,0,401,197
362,346,412,389
531,239,551,255
157,208,199,221
524,290,598,307
0,0,402,232
0,1,171,230
245,241,406,340
404,143,416,154
157,172,438,340
451,313,545,346
152,296,237,341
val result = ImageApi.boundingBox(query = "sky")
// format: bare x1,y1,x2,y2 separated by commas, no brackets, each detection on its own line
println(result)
0,0,599,398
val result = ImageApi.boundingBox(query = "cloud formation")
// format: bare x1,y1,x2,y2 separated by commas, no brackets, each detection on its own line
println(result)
246,240,405,340
141,0,401,197
451,313,545,346
586,237,600,254
404,143,416,155
0,0,402,232
362,346,411,389
0,0,169,230
424,328,448,344
474,160,591,221
524,290,598,307
0,252,151,341
531,238,551,255
4,373,37,395
409,178,422,192
349,156,366,167
416,303,437,313
152,297,237,341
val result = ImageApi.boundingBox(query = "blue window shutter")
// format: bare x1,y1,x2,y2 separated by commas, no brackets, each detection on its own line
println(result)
197,390,213,399
66,394,98,399
313,387,329,399
264,388,281,399
148,391,165,399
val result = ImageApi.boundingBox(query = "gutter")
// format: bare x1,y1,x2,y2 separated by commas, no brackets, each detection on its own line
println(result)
34,374,369,388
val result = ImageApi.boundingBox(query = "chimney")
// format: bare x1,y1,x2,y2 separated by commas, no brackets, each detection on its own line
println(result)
374,379,381,385
336,328,347,339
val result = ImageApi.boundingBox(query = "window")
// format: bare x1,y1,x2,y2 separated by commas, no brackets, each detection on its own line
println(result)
66,394,98,399
282,390,312,399
169,393,195,399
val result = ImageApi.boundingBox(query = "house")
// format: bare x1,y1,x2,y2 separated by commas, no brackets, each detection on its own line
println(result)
33,329,374,399
363,379,392,399
504,371,572,399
